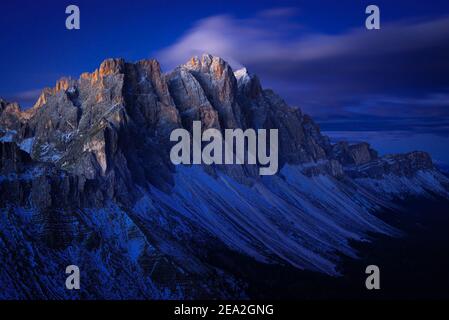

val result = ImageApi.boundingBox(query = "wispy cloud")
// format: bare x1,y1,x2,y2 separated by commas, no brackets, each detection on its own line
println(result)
157,10,449,134
256,7,299,18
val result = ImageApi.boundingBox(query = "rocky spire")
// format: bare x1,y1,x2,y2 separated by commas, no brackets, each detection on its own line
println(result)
182,53,244,129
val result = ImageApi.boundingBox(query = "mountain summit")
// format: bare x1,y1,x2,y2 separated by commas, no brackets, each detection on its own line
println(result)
1,54,448,298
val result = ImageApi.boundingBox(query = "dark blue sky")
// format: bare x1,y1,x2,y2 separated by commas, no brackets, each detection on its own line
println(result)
0,0,447,103
1,1,449,163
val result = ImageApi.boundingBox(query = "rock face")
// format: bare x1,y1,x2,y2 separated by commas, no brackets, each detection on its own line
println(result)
333,142,378,166
1,54,448,299
183,54,243,129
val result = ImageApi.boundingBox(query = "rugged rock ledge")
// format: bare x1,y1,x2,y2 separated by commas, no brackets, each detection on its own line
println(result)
1,54,448,299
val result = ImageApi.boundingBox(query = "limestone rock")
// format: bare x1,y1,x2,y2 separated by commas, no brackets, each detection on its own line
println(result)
1,54,447,299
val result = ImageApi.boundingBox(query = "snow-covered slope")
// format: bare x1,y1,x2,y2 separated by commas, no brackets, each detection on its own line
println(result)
1,54,448,299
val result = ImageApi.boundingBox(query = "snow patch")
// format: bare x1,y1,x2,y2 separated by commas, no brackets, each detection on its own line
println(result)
0,130,17,142
19,138,35,154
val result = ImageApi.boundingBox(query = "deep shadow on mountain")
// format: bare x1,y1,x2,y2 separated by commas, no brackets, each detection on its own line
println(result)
208,196,449,300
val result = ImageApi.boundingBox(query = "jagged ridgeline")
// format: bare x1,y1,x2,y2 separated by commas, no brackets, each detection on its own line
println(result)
0,54,448,299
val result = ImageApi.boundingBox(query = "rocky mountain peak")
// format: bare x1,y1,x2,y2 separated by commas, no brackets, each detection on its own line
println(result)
99,58,125,77
234,67,262,100
55,77,74,92
0,100,23,129
234,67,249,80
1,53,448,299
0,54,440,181
184,53,231,79
0,54,445,196
181,54,243,129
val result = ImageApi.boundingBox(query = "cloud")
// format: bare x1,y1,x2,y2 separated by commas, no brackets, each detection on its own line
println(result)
157,12,304,70
157,10,449,134
256,7,299,19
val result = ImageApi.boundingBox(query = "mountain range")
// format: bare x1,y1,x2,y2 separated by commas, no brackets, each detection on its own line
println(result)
1,54,448,299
